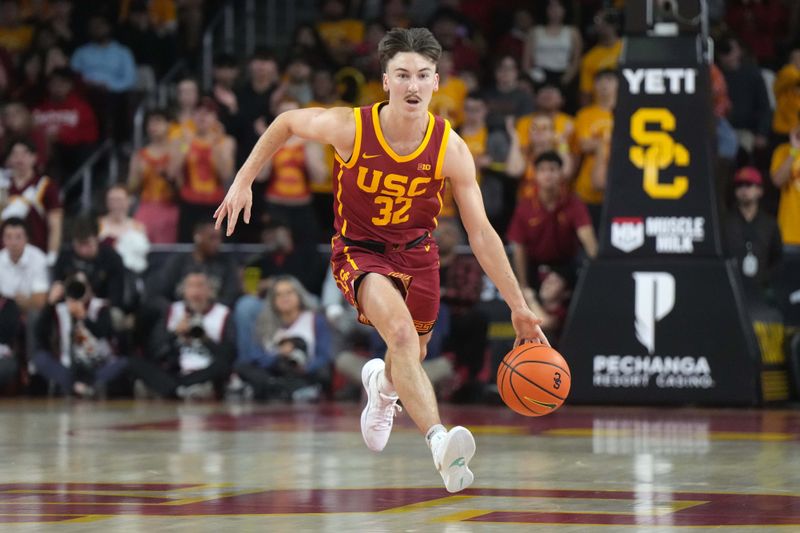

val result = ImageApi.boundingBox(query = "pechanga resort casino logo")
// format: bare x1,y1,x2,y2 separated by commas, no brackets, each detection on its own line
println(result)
592,272,714,390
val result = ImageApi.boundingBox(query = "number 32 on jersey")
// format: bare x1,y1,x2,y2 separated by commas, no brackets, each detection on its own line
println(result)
356,167,431,226
629,108,690,200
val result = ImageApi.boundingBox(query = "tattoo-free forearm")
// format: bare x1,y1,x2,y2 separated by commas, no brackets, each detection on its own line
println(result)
469,226,527,312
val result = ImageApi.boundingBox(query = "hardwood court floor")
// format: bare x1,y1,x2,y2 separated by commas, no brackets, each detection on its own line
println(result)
1,400,800,532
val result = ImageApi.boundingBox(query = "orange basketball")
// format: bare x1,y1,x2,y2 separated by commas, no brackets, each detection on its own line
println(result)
496,343,571,417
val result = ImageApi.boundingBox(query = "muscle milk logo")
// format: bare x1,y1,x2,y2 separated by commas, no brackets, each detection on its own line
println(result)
593,272,714,389
623,68,696,95
611,217,645,253
645,216,705,253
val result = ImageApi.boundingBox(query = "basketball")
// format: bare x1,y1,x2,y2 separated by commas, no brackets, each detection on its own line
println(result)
497,343,571,417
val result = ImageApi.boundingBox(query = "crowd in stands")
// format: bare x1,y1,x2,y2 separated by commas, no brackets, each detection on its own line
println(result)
0,0,797,402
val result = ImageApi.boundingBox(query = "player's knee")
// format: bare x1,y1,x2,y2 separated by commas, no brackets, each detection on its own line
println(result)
384,321,418,357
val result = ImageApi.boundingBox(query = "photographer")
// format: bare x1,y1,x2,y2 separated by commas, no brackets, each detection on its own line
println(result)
235,275,331,401
127,268,234,399
33,274,127,398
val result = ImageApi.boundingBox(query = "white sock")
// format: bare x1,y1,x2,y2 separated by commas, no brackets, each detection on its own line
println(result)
378,369,396,396
426,424,447,450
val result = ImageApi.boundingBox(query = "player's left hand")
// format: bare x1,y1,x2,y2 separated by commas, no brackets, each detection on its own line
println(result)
511,307,550,348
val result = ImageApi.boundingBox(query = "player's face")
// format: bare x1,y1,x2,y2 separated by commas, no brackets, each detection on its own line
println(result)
383,52,439,116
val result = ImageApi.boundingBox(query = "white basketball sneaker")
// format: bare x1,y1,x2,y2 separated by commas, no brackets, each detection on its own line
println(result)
360,358,401,452
431,426,476,493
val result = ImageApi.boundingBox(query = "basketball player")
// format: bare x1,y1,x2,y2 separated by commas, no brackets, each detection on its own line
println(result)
214,28,548,493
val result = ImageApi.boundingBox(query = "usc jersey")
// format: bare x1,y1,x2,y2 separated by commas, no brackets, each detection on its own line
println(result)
332,102,451,243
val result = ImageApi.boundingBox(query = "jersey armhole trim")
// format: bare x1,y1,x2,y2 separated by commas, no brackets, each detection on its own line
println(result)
333,107,362,169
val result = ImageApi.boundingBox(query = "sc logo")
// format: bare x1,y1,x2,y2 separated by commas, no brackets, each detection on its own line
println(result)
629,108,689,200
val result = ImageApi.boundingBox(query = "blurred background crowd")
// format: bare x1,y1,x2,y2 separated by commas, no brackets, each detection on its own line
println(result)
0,0,798,403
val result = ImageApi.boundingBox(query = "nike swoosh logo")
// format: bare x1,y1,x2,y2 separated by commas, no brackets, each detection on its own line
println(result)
524,396,557,409
362,153,381,159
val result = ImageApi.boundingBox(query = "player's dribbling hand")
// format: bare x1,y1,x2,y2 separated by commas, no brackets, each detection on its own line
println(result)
214,181,252,236
511,307,550,348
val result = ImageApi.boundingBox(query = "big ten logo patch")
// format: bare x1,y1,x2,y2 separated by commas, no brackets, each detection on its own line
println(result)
356,166,432,226
628,108,690,200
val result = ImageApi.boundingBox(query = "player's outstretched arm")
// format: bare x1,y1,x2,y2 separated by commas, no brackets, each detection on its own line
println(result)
446,132,550,347
214,106,354,236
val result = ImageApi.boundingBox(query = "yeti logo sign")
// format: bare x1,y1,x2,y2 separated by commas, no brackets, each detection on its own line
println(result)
633,272,675,354
611,217,645,253
622,68,696,95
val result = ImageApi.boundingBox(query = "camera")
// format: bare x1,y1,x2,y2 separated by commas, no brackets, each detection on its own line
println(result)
278,337,309,369
65,278,87,300
187,315,206,339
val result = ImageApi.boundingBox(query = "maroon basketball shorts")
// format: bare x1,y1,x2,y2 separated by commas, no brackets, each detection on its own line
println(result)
330,234,440,334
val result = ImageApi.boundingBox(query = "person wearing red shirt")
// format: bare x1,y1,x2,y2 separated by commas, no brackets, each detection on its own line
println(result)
507,150,597,292
32,67,99,178
216,28,547,493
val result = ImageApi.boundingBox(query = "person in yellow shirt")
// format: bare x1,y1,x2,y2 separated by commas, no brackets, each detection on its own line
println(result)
316,0,364,66
573,69,617,228
515,83,574,152
442,93,490,219
119,0,177,34
0,1,33,56
429,51,468,127
772,45,800,137
579,8,622,106
507,112,574,200
770,124,800,245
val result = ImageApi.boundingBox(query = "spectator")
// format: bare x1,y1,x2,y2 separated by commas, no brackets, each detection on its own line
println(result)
0,139,62,261
507,113,574,200
168,76,200,140
0,0,33,57
70,14,137,141
98,184,150,275
0,101,49,171
315,0,364,67
128,268,234,399
482,55,534,133
724,166,783,301
573,68,617,227
286,23,333,69
235,275,331,401
522,266,575,341
429,51,468,128
0,295,20,391
496,8,534,62
381,0,411,29
772,42,800,138
129,108,178,244
516,83,575,154
435,219,488,402
146,220,241,307
234,49,279,165
579,8,622,106
118,0,177,37
353,19,386,83
770,124,800,245
271,54,314,108
210,53,240,134
70,14,137,92
116,0,165,86
255,98,326,244
32,67,98,178
11,50,46,107
726,0,788,68
443,92,490,220
429,7,479,73
33,273,126,397
523,0,582,109
51,215,126,310
716,34,771,155
0,217,48,313
242,218,326,298
47,0,76,53
508,151,597,292
170,97,235,242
